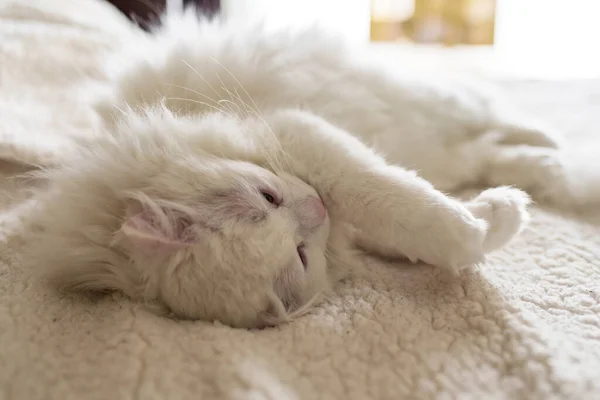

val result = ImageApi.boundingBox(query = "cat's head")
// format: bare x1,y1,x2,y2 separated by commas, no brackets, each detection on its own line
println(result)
38,109,332,328
118,159,331,328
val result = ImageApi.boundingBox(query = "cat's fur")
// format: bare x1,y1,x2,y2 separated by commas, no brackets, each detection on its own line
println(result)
29,10,585,328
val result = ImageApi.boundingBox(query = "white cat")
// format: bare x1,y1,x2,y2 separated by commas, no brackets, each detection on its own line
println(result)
29,11,577,328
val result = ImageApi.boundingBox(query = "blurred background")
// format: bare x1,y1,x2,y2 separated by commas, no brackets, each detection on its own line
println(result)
111,0,600,80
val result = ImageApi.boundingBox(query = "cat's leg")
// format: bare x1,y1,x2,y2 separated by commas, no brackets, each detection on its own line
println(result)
485,146,564,203
350,184,531,268
492,116,564,149
385,124,562,196
469,86,585,206
482,144,600,207
471,80,565,150
411,127,593,209
333,74,566,194
263,109,530,273
326,185,530,273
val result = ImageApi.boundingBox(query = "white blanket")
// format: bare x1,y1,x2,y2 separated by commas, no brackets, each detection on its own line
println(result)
1,1,599,399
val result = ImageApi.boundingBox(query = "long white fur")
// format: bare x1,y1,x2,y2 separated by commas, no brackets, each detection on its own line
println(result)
28,9,593,328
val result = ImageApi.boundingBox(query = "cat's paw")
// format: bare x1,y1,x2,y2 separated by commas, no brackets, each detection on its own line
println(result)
466,186,531,252
422,202,488,275
496,121,564,149
425,187,530,275
487,145,600,207
486,146,576,206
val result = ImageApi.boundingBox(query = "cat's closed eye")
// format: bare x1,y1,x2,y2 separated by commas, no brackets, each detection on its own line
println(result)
297,244,307,269
260,190,281,207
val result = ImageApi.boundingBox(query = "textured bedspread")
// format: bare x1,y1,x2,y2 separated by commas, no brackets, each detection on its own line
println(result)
1,1,599,399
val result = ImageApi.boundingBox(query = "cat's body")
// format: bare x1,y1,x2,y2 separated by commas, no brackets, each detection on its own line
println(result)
30,11,580,328
96,13,565,196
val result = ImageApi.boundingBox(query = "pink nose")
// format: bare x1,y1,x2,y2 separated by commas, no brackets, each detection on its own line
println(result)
301,196,327,230
310,196,327,221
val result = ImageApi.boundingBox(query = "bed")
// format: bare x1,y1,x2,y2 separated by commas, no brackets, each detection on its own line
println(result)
1,1,599,399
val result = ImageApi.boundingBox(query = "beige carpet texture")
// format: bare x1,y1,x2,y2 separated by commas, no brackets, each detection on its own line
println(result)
1,1,599,399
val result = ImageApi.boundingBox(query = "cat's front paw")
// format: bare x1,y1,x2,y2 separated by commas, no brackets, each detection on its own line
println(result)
421,187,530,275
441,225,487,275
416,202,488,275
466,186,531,253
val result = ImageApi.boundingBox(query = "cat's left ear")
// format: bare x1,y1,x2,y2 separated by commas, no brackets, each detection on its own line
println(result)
120,197,202,253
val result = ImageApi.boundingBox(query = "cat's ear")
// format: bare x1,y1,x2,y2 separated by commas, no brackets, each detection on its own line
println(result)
120,197,202,253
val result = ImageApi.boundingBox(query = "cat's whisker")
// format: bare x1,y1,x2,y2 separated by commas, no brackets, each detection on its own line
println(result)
234,128,281,172
225,86,288,172
209,57,264,119
248,123,288,173
214,81,287,172
181,59,225,100
103,104,129,127
177,63,247,118
114,103,128,113
162,83,228,110
265,291,288,324
219,81,255,120
237,108,289,173
209,61,272,121
286,292,323,321
200,58,291,173
232,86,253,115
216,98,247,118
214,74,271,135
164,97,233,117
212,71,250,119
163,82,239,116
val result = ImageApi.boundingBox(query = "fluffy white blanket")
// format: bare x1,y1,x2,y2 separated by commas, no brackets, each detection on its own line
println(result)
1,1,599,399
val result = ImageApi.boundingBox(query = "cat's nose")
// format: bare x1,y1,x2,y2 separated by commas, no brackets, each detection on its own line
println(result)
308,196,326,219
300,196,327,230
313,197,327,221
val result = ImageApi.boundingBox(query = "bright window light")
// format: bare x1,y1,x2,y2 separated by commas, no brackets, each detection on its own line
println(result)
494,0,600,79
